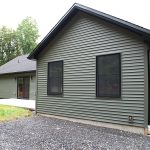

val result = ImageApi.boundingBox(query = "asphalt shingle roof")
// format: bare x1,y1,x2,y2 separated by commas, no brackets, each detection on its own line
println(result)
0,54,36,75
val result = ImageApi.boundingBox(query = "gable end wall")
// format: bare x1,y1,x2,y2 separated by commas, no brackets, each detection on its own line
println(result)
37,12,147,127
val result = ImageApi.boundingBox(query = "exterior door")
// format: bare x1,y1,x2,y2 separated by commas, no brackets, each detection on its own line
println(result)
17,77,29,99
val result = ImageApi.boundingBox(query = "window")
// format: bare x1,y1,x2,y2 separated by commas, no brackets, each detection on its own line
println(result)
47,60,63,95
96,53,121,97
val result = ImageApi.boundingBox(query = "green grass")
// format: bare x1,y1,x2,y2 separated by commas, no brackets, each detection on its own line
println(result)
0,105,32,121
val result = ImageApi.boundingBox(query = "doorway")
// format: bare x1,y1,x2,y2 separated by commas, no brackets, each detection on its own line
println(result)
17,77,30,99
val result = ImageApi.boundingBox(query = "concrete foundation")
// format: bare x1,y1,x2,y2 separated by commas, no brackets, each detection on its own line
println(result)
39,113,146,135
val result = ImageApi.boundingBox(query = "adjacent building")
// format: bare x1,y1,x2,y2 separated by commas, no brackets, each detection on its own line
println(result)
0,55,36,100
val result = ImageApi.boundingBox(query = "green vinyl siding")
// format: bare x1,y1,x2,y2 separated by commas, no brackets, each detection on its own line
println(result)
0,72,36,100
0,76,17,98
29,75,36,100
37,12,147,127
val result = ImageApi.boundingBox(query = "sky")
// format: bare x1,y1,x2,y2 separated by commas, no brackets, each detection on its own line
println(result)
0,0,150,41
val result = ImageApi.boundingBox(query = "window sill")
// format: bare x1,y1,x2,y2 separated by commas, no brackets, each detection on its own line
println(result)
96,96,122,100
47,93,63,97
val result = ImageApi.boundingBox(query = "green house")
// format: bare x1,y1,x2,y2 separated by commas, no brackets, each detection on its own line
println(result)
0,55,36,100
28,3,150,134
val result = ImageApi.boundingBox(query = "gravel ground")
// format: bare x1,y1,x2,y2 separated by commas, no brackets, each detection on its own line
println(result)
0,115,150,150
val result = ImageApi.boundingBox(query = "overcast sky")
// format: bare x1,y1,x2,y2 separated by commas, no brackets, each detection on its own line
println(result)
0,0,150,41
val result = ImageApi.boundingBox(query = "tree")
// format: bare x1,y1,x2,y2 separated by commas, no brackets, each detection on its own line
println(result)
16,16,39,54
0,26,19,65
0,16,39,66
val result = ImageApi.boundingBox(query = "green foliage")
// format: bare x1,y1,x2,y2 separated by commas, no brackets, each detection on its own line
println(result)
0,26,18,65
0,16,39,65
16,16,39,54
0,105,32,121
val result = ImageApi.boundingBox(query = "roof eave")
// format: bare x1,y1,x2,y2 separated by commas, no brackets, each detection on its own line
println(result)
0,70,36,76
28,5,79,60
28,3,150,60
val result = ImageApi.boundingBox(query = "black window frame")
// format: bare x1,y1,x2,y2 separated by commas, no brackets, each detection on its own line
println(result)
47,60,63,96
96,53,121,98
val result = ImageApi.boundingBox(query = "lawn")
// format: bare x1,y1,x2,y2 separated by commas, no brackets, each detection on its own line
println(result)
0,105,32,121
